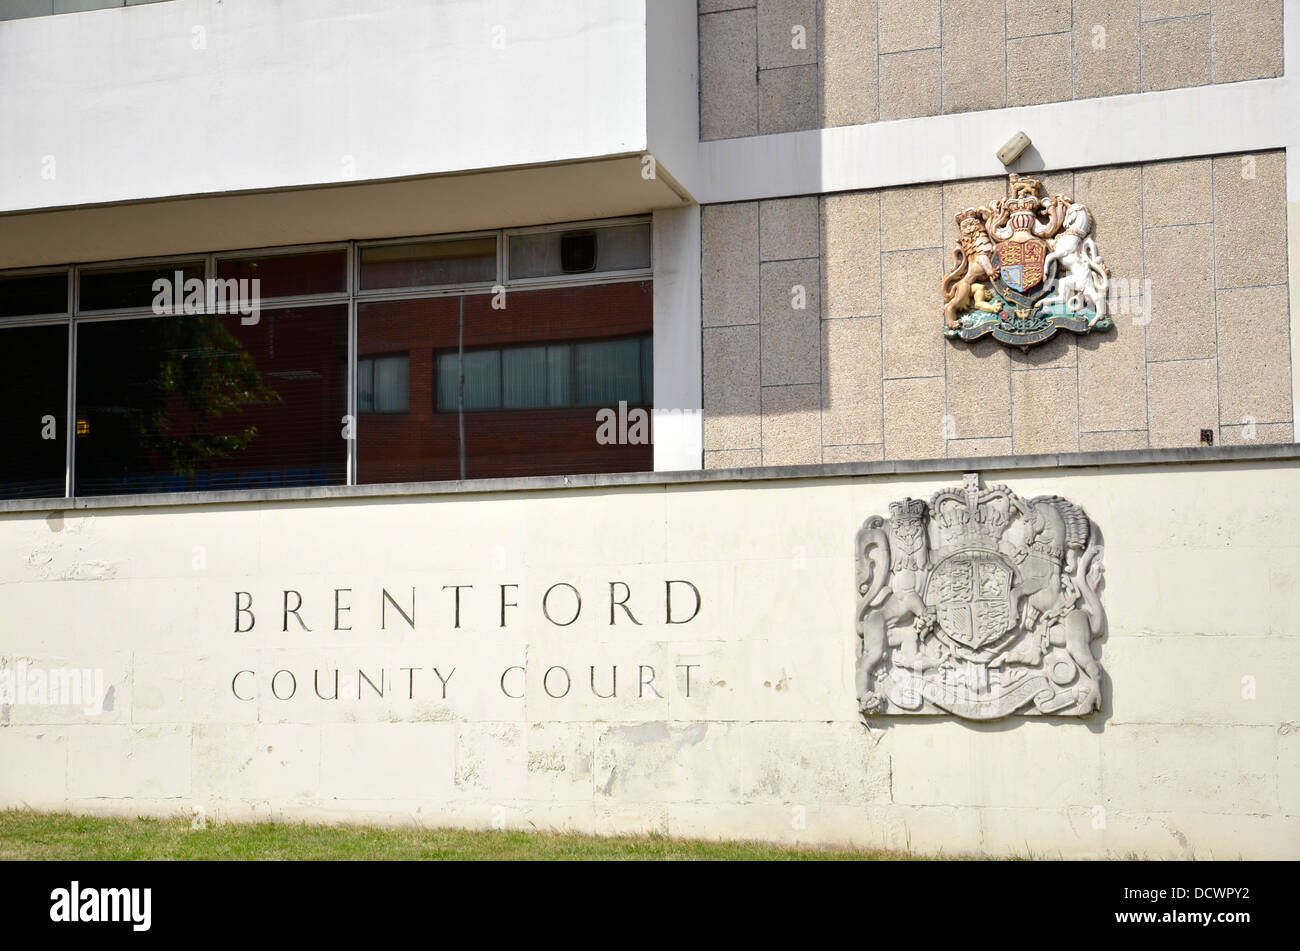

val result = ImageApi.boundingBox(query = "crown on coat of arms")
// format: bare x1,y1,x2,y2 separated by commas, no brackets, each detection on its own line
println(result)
927,484,1015,560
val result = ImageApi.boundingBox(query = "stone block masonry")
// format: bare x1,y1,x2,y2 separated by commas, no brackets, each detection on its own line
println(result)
702,151,1292,468
698,0,1284,140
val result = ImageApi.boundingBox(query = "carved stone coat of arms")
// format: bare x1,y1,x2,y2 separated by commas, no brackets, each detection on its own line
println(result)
855,476,1105,720
942,174,1113,348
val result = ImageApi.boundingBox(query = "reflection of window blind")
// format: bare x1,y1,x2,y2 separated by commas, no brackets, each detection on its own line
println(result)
373,355,409,412
640,337,653,397
359,354,409,413
436,352,458,411
461,350,501,410
437,335,650,411
576,338,642,405
545,345,571,405
358,358,375,412
503,345,571,408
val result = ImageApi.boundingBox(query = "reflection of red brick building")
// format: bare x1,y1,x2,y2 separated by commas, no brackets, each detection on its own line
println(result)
358,281,653,482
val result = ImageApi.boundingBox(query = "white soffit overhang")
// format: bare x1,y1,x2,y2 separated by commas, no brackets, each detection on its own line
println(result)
0,156,691,268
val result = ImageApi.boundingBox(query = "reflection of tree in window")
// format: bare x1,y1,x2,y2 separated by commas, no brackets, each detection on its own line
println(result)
78,305,348,494
77,315,280,490
150,315,281,472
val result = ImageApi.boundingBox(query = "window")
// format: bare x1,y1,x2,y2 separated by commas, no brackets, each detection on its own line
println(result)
357,281,652,484
360,237,497,291
507,222,651,280
73,306,348,496
358,354,410,414
0,323,68,500
79,260,204,312
0,217,652,499
0,271,67,318
436,336,651,412
217,249,347,298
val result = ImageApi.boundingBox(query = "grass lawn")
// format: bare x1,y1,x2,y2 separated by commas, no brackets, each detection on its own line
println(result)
0,810,918,861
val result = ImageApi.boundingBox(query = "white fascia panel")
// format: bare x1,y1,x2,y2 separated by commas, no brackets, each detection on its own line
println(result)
0,0,649,212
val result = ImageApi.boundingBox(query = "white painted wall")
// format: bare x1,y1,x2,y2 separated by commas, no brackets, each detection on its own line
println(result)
652,204,702,471
696,76,1294,204
0,0,649,212
0,459,1296,857
644,0,700,200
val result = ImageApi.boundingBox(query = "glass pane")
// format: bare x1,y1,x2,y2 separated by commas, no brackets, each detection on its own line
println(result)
435,351,460,412
0,271,67,318
360,237,496,290
79,261,204,312
372,355,409,413
357,288,651,485
507,232,556,279
596,223,652,271
575,337,642,405
508,223,651,279
461,349,501,410
359,295,461,484
74,306,347,495
217,249,347,298
0,323,68,499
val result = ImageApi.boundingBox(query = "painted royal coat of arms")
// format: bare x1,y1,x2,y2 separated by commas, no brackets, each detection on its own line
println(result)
855,475,1106,720
942,174,1113,348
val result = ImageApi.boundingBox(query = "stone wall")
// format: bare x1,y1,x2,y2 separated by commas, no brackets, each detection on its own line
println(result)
701,150,1292,467
699,0,1285,140
1,456,1296,858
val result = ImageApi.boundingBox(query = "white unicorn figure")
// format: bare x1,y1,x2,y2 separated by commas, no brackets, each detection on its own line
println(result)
1041,202,1110,325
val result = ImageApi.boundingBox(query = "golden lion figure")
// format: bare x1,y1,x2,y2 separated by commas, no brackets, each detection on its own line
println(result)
941,209,1000,330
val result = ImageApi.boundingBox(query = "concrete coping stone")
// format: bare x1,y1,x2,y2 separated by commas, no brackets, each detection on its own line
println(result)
0,442,1296,514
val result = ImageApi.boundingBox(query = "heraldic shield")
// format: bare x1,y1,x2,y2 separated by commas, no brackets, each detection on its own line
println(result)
993,237,1047,294
926,551,1016,658
854,475,1106,720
